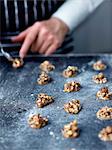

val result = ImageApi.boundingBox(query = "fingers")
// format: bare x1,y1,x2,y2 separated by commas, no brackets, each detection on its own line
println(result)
38,35,54,54
31,35,59,55
11,17,68,58
19,23,40,58
11,27,30,42
19,33,36,58
45,39,60,55
45,43,58,56
12,18,65,58
31,34,53,54
31,26,49,53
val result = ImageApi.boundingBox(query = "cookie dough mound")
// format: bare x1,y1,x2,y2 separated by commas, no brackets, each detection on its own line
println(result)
96,87,112,100
64,81,81,92
93,60,107,71
37,72,51,85
12,58,24,68
96,106,112,120
64,100,81,114
39,60,55,72
62,120,79,138
36,93,54,108
63,66,78,78
98,126,112,141
28,114,48,129
92,73,107,84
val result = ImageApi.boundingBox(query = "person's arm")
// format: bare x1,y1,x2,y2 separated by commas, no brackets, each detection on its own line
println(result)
52,0,104,32
12,0,104,58
12,17,69,58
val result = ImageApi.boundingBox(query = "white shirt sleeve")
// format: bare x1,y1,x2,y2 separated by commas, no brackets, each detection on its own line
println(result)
52,0,104,32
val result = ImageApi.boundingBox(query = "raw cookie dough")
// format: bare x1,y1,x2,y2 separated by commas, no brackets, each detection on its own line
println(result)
96,87,112,100
62,120,79,138
39,60,55,72
63,66,78,78
92,72,107,84
28,114,48,129
93,60,107,71
37,72,51,85
36,93,54,108
96,106,112,120
12,58,24,68
64,100,81,114
98,126,112,141
64,81,81,92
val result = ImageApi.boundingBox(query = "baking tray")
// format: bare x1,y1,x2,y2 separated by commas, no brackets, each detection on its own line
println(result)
0,54,112,150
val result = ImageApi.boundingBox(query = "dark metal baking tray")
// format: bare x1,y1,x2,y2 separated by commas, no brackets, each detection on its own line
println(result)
0,54,112,150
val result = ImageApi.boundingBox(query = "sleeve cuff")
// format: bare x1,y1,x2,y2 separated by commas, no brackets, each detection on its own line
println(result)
52,0,104,32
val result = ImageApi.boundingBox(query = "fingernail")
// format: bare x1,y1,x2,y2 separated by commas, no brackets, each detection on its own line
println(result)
11,36,16,41
19,52,24,59
44,53,48,56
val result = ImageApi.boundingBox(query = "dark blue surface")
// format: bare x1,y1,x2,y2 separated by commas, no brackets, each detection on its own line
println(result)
0,54,112,150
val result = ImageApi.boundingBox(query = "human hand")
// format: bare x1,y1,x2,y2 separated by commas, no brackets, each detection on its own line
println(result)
12,17,69,58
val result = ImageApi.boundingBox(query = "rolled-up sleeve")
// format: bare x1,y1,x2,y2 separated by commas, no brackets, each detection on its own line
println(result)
52,0,104,32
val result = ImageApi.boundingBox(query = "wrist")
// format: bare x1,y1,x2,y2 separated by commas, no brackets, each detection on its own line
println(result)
50,17,69,36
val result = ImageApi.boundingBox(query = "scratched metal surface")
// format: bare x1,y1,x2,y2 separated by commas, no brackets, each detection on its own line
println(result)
0,54,112,150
